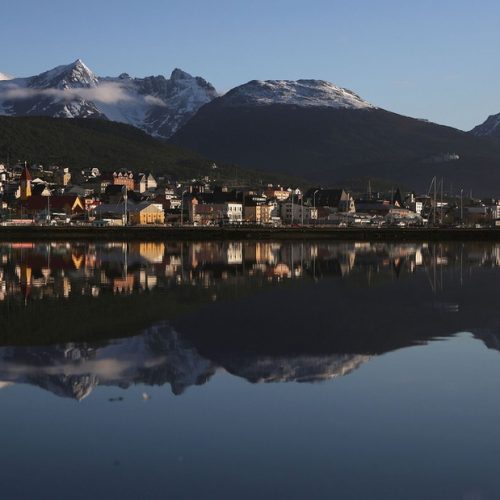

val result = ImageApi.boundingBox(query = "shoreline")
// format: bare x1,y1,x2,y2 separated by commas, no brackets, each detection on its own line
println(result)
1,225,500,241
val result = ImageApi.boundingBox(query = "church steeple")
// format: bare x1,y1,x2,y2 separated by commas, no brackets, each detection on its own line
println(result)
20,162,32,200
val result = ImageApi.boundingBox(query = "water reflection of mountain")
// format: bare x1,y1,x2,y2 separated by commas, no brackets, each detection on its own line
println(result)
0,323,374,400
0,324,216,400
2,317,500,401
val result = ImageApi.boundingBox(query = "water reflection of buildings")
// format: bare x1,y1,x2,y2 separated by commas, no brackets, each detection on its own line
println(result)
1,241,500,303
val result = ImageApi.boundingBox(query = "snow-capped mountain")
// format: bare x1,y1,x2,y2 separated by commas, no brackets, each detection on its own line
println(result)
220,79,374,109
471,113,500,138
0,59,218,138
171,77,500,194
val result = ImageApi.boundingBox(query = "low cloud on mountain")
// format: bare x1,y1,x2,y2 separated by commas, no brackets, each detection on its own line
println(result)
0,82,166,107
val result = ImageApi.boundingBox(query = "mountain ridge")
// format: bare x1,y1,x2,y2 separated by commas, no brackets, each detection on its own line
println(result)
0,59,218,138
171,79,500,195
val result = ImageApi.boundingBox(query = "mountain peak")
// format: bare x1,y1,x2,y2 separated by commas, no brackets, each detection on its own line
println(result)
70,58,92,72
170,68,192,81
65,59,96,83
220,78,374,110
27,59,98,89
0,72,13,81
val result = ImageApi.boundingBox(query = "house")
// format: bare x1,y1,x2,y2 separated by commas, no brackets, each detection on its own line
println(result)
146,173,157,191
263,185,290,201
21,195,85,218
354,198,393,216
134,174,147,193
280,202,318,224
128,202,165,225
85,176,111,194
243,195,273,224
54,168,71,186
406,192,423,215
305,188,355,212
164,185,181,209
187,180,209,194
93,203,126,225
189,197,243,225
134,172,158,193
104,170,135,190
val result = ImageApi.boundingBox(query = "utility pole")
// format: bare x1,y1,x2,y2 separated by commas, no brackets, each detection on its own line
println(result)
433,176,437,226
123,185,128,226
180,194,184,226
301,192,304,226
440,177,443,224
460,189,464,225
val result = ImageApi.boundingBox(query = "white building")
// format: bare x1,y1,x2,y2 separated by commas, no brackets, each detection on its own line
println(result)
281,202,318,224
223,202,243,224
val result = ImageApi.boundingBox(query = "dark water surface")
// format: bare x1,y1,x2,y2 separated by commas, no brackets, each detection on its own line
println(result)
1,241,500,499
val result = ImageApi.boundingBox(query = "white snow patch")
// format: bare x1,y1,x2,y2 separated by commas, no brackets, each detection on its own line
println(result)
224,79,374,110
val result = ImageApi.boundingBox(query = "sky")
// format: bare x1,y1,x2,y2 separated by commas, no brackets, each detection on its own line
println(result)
1,0,500,130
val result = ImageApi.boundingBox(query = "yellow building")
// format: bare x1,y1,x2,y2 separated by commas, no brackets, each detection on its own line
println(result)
129,203,165,225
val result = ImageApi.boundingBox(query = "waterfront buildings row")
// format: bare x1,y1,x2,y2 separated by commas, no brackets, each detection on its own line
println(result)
1,162,499,227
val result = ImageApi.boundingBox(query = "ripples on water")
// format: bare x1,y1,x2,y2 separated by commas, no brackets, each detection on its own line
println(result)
1,241,500,499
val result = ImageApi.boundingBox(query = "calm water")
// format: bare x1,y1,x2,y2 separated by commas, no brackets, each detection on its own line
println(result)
1,241,500,499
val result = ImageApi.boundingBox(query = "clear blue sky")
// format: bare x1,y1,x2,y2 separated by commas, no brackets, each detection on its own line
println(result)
1,0,499,130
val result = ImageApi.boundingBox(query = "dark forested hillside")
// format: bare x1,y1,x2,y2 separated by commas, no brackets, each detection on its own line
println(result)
0,116,293,184
171,103,500,195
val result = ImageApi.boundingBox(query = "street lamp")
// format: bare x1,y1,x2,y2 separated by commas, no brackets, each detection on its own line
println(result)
313,189,320,209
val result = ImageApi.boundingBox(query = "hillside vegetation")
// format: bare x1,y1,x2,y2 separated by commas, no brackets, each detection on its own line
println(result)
171,104,500,195
0,116,295,185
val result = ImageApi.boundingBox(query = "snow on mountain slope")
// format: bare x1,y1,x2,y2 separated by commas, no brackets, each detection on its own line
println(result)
0,72,13,81
0,62,373,138
471,113,500,137
0,59,218,138
220,79,374,109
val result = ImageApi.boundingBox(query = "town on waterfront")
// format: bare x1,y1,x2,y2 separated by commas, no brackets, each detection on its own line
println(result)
1,162,499,229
